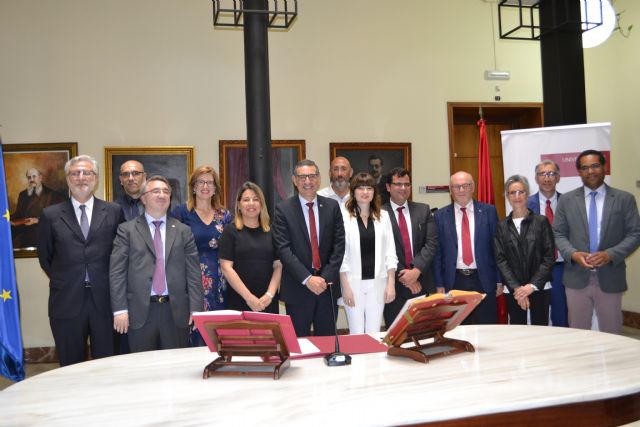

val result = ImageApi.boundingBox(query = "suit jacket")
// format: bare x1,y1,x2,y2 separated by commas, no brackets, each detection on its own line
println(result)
109,215,203,329
433,200,500,293
273,195,345,304
553,184,640,292
527,191,562,215
340,209,397,302
38,198,124,319
382,201,438,296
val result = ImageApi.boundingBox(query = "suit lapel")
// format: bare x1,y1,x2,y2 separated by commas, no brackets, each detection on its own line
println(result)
87,199,106,242
600,185,614,236
574,189,590,238
295,197,311,247
135,216,156,256
60,200,85,242
408,202,421,254
445,204,457,248
473,201,482,247
164,217,178,262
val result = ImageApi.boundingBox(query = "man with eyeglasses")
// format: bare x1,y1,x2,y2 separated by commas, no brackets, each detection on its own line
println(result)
381,167,438,327
115,160,146,221
433,171,501,324
526,160,567,327
110,175,203,351
273,159,345,337
38,155,124,366
10,167,65,249
554,149,640,334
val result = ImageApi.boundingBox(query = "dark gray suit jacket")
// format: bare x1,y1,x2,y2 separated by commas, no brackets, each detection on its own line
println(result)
273,195,345,304
109,215,203,329
382,201,438,295
553,184,640,292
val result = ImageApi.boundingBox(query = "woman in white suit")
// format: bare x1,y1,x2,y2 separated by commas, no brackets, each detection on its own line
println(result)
340,172,398,334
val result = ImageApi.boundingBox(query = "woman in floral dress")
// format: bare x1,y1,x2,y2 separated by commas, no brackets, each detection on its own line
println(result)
171,165,232,346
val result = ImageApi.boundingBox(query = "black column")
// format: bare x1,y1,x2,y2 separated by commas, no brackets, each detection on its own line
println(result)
539,0,587,126
243,0,274,217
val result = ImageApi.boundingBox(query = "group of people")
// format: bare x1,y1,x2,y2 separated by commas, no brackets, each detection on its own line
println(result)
34,148,640,367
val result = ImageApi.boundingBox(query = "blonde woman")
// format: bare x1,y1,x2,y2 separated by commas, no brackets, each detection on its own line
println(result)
219,182,281,313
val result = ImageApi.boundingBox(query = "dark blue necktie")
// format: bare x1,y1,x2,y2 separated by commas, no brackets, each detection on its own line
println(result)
588,191,599,253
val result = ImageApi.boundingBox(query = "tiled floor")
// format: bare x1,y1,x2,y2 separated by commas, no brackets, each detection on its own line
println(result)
2,326,640,391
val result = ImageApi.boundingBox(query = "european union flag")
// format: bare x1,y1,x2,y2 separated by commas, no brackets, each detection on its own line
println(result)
0,140,25,382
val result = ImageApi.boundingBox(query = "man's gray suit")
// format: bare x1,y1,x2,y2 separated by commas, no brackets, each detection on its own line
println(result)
110,215,203,347
554,185,640,293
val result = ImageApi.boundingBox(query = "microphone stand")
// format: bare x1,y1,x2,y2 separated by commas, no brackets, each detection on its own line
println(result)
324,282,352,366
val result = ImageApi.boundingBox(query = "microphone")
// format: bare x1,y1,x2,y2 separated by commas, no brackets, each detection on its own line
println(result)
324,281,352,367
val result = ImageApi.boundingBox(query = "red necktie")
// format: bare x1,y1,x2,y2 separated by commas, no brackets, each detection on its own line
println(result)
545,200,558,259
460,207,473,266
397,207,413,268
151,220,166,295
306,202,321,271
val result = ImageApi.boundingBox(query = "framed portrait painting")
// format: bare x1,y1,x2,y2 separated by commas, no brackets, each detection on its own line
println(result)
2,142,78,258
219,140,305,208
330,142,412,202
104,146,194,213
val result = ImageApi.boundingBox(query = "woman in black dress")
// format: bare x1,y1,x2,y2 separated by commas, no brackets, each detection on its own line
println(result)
219,181,281,313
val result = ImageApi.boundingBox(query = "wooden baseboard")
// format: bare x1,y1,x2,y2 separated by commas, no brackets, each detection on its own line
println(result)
623,310,640,329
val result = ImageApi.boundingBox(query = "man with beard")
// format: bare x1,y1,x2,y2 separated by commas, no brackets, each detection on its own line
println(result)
11,167,65,248
318,156,353,210
38,155,124,366
368,154,390,205
114,160,146,221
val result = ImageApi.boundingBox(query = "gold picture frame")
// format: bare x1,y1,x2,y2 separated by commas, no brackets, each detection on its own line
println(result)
2,142,78,258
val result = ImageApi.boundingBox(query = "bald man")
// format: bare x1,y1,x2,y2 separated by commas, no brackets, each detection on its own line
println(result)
433,171,501,324
11,167,65,248
318,157,353,209
115,160,146,221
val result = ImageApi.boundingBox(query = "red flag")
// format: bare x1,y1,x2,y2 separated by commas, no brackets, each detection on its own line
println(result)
476,118,494,205
477,118,507,324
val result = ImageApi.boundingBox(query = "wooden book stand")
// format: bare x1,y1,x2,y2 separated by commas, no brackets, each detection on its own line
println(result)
201,320,291,379
383,291,484,363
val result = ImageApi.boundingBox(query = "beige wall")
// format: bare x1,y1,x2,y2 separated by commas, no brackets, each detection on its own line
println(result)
584,0,640,313
0,0,636,347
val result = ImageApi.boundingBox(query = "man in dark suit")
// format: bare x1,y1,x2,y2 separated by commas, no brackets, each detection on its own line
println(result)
554,150,640,334
110,175,203,351
38,155,124,366
527,159,567,327
433,171,501,324
114,160,146,221
382,167,438,327
368,154,390,205
273,159,345,337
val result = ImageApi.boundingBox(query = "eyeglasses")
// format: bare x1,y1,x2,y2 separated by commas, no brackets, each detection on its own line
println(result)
508,190,527,197
145,188,171,196
195,180,215,187
451,183,473,191
579,163,603,172
295,173,319,181
120,171,145,178
536,171,559,177
68,170,96,178
390,182,411,188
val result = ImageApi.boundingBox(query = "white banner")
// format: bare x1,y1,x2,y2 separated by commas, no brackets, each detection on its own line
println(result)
501,122,612,214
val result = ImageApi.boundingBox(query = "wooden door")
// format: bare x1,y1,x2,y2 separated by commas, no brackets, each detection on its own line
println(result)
447,102,544,219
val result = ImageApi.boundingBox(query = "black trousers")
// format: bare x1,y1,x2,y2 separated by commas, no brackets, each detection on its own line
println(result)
50,288,114,366
286,290,338,337
453,271,497,325
506,289,550,325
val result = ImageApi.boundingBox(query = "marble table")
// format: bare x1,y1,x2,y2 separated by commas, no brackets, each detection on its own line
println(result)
2,325,640,426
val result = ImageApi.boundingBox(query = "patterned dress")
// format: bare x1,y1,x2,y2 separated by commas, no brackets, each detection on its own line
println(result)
171,204,233,311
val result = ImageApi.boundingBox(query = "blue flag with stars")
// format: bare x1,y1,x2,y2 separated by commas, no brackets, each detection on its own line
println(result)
0,140,25,382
